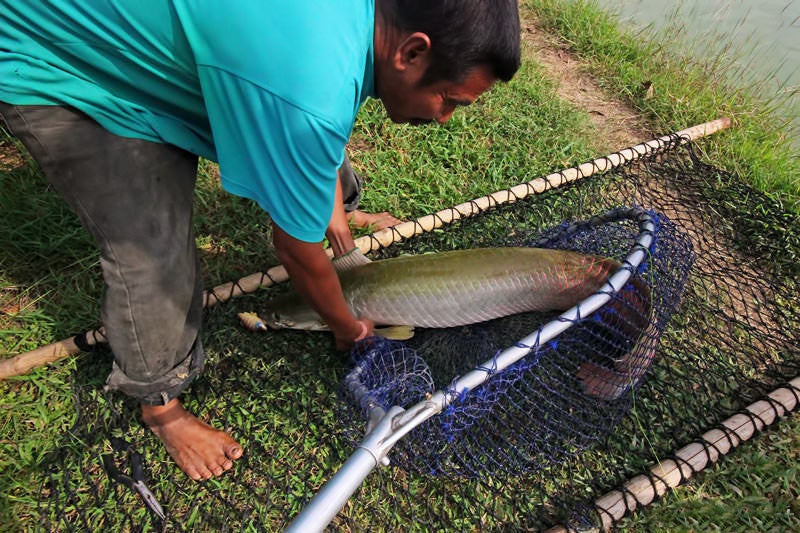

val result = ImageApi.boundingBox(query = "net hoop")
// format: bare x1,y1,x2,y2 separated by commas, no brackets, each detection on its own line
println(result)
292,206,661,532
347,206,656,439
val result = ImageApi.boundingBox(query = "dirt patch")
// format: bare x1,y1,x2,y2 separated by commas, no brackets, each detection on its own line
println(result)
521,21,652,151
0,137,26,172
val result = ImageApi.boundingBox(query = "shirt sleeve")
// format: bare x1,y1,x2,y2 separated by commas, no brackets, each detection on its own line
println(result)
198,66,346,243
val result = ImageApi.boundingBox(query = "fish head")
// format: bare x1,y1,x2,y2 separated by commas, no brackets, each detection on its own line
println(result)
262,297,330,332
263,313,329,331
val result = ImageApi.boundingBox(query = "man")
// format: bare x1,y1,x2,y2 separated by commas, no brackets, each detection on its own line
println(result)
0,0,520,481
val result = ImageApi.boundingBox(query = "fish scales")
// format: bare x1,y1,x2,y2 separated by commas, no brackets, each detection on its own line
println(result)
263,248,621,331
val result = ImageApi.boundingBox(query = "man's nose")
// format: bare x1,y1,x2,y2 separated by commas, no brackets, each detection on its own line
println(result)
436,109,455,124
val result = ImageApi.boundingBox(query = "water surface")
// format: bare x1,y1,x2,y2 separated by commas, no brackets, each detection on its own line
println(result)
590,0,799,146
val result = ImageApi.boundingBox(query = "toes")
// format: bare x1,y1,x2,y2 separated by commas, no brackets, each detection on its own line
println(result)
226,444,243,460
185,465,207,481
187,458,227,480
194,464,214,481
182,440,241,480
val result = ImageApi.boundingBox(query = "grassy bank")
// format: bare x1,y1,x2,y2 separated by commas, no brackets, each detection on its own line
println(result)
1,1,798,531
530,0,800,214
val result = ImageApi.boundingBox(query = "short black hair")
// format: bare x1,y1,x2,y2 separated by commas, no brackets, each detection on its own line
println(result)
378,0,521,85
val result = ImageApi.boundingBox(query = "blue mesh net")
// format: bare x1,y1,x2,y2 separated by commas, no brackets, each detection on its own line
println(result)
341,208,695,477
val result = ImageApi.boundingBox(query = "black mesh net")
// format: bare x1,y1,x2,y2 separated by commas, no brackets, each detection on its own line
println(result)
34,136,799,531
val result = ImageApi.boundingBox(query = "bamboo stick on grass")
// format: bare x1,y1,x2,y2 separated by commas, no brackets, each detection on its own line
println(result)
545,375,800,533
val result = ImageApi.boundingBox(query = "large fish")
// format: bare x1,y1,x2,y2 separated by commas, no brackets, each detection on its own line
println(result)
262,247,625,333
257,246,655,400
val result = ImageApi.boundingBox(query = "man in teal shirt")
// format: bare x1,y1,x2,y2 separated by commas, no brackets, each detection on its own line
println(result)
0,0,520,480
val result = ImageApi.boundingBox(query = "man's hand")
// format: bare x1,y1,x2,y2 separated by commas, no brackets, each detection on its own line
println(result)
335,318,375,351
347,209,402,231
273,223,367,349
332,247,371,272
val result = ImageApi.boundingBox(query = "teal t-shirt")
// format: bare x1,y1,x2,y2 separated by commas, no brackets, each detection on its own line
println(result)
0,0,376,242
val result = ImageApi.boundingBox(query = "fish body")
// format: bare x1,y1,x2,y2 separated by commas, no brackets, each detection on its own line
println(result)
263,247,621,331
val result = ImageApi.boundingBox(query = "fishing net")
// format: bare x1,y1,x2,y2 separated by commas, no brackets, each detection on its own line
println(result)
339,206,693,479
27,135,800,531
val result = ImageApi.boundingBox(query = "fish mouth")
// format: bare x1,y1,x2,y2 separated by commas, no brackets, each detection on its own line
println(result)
263,313,296,330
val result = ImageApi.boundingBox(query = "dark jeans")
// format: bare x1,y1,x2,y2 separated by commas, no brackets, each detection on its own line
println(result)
339,154,363,213
0,103,205,405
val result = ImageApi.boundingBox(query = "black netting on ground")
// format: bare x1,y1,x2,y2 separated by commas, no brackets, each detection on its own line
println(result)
34,137,799,531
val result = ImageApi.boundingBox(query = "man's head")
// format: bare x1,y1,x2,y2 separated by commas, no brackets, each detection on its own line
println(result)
374,0,521,124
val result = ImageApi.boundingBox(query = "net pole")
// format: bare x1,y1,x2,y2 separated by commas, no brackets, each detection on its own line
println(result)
288,207,656,532
0,328,107,380
545,376,800,533
0,118,731,380
286,405,406,533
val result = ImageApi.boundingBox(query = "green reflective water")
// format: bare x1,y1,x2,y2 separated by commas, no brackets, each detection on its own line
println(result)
591,0,799,147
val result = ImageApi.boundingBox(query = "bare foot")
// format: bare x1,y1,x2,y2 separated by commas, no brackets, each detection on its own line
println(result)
347,209,403,231
141,398,243,481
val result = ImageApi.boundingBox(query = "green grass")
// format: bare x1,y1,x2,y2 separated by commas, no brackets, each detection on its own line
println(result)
347,58,599,220
616,416,800,532
1,1,799,531
523,1,800,530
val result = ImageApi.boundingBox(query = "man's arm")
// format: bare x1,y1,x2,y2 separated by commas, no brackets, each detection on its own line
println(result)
327,170,374,272
326,170,357,257
272,222,373,349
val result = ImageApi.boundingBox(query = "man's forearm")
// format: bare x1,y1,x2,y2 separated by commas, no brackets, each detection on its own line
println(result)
326,171,357,257
272,223,362,342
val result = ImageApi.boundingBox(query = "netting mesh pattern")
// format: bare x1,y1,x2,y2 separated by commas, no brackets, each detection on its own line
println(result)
29,137,799,531
340,208,695,478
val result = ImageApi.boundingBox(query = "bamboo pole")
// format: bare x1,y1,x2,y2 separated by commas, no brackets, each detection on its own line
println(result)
0,118,731,379
356,117,730,254
546,376,800,533
0,328,107,379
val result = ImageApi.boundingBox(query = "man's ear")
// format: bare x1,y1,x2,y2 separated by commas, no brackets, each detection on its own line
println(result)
392,32,432,72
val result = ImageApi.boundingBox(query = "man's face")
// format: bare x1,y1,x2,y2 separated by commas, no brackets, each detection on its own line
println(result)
379,64,497,125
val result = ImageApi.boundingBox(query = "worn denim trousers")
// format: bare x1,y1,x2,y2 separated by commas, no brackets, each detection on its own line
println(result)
338,154,363,213
0,103,205,405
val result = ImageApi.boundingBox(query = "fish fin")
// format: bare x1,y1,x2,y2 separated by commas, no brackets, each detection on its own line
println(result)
374,325,415,341
577,361,630,401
